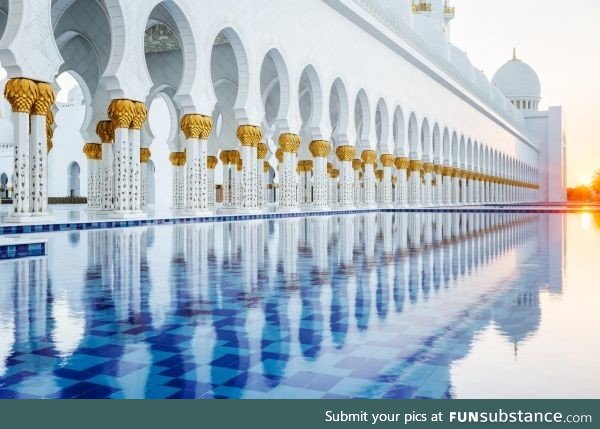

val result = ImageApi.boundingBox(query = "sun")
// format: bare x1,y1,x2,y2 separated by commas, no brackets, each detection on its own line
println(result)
580,175,592,186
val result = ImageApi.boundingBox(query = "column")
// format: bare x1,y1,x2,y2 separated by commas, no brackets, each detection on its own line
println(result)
408,160,422,206
297,160,313,206
394,157,409,207
220,151,231,207
108,99,136,215
182,114,213,213
275,148,283,206
237,125,262,210
451,167,461,204
278,133,301,210
442,165,453,205
362,150,377,207
128,102,147,212
336,145,355,207
466,171,475,204
422,162,434,206
96,120,114,211
352,159,362,205
380,154,394,206
207,156,218,208
4,78,37,219
257,143,268,208
375,169,383,204
309,140,331,210
83,143,102,210
140,148,151,209
169,152,186,210
232,152,242,208
433,164,444,206
460,169,468,204
329,167,338,206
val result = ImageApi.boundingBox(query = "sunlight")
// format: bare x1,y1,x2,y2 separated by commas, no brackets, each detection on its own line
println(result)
581,212,592,230
579,175,592,187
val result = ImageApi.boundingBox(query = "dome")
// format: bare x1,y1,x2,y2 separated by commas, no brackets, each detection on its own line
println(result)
448,45,474,82
492,52,541,100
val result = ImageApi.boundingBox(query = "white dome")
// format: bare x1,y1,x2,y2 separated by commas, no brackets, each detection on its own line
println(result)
492,56,541,100
449,45,474,82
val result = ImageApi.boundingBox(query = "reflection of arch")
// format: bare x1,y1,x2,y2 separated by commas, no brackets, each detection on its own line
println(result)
354,89,371,147
67,161,81,197
329,78,350,146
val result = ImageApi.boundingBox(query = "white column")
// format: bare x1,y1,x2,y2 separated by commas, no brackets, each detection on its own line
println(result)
128,103,146,212
408,160,422,206
362,151,377,207
395,157,409,207
381,154,394,206
433,164,443,206
422,162,434,206
98,121,115,211
237,125,261,210
84,143,102,210
451,167,461,205
30,113,50,214
279,133,300,210
353,160,362,205
207,156,217,209
442,166,452,205
257,143,268,208
170,152,186,210
310,141,330,210
336,145,355,207
140,148,150,209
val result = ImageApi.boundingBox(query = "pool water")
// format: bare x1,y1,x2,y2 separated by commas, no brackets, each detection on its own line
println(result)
0,212,598,399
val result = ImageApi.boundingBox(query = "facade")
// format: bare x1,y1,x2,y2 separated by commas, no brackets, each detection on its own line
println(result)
0,0,567,221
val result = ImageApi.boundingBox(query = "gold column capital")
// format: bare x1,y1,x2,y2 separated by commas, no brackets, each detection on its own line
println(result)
375,170,384,181
207,156,218,169
236,158,243,171
422,162,434,174
331,169,340,179
3,78,38,113
108,99,136,129
409,160,423,172
181,114,213,140
96,120,115,144
309,140,331,158
229,150,241,165
352,159,363,171
169,152,186,167
263,161,270,173
83,143,102,161
32,82,55,116
130,102,148,130
257,142,268,159
327,162,333,174
394,157,410,170
140,148,151,163
380,154,394,167
336,145,356,162
361,150,377,165
275,148,284,163
279,133,301,153
237,125,262,147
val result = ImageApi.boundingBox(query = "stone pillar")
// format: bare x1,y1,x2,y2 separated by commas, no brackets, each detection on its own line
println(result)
297,160,313,206
181,114,213,213
362,150,377,207
263,162,270,205
169,152,186,210
309,140,331,210
433,164,444,206
220,151,231,207
237,125,262,210
375,170,384,204
352,159,362,205
232,152,242,208
83,143,103,210
128,102,147,212
3,79,37,219
380,154,394,206
108,99,136,215
257,143,268,208
275,148,283,205
278,133,301,210
96,120,115,211
422,162,434,206
395,157,409,207
140,148,151,209
408,160,422,206
329,167,338,206
336,145,356,207
451,168,461,204
442,165,452,205
207,156,218,208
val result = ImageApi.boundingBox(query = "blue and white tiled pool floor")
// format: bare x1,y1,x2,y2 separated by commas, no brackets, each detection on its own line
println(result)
0,212,598,399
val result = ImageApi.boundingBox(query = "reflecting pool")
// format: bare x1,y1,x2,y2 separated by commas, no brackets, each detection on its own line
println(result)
0,212,599,399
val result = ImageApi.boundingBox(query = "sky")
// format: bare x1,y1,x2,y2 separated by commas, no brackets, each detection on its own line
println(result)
451,0,600,187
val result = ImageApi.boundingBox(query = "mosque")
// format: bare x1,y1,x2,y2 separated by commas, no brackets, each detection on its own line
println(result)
0,0,567,221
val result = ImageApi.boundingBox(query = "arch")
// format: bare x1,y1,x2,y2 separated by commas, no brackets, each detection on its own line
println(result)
392,106,405,155
451,132,459,166
375,98,390,152
407,112,419,157
67,162,81,197
147,90,180,152
458,136,466,168
466,138,473,169
329,77,350,147
420,118,431,161
0,0,8,40
298,64,324,137
260,48,291,128
354,89,371,148
432,123,441,163
442,128,451,165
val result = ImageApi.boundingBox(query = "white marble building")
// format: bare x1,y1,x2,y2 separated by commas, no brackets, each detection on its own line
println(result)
0,0,567,219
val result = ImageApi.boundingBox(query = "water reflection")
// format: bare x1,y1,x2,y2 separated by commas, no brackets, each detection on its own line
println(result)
0,212,580,399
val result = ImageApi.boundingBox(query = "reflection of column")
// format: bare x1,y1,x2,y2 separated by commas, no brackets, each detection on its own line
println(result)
237,125,262,210
96,121,114,211
207,156,217,209
310,140,330,209
169,152,186,210
128,102,147,212
337,145,356,207
257,143,268,208
140,148,151,209
380,154,394,206
83,143,103,210
108,100,135,214
395,157,409,207
279,133,300,210
183,114,213,213
408,160,422,206
362,150,377,207
4,79,37,218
